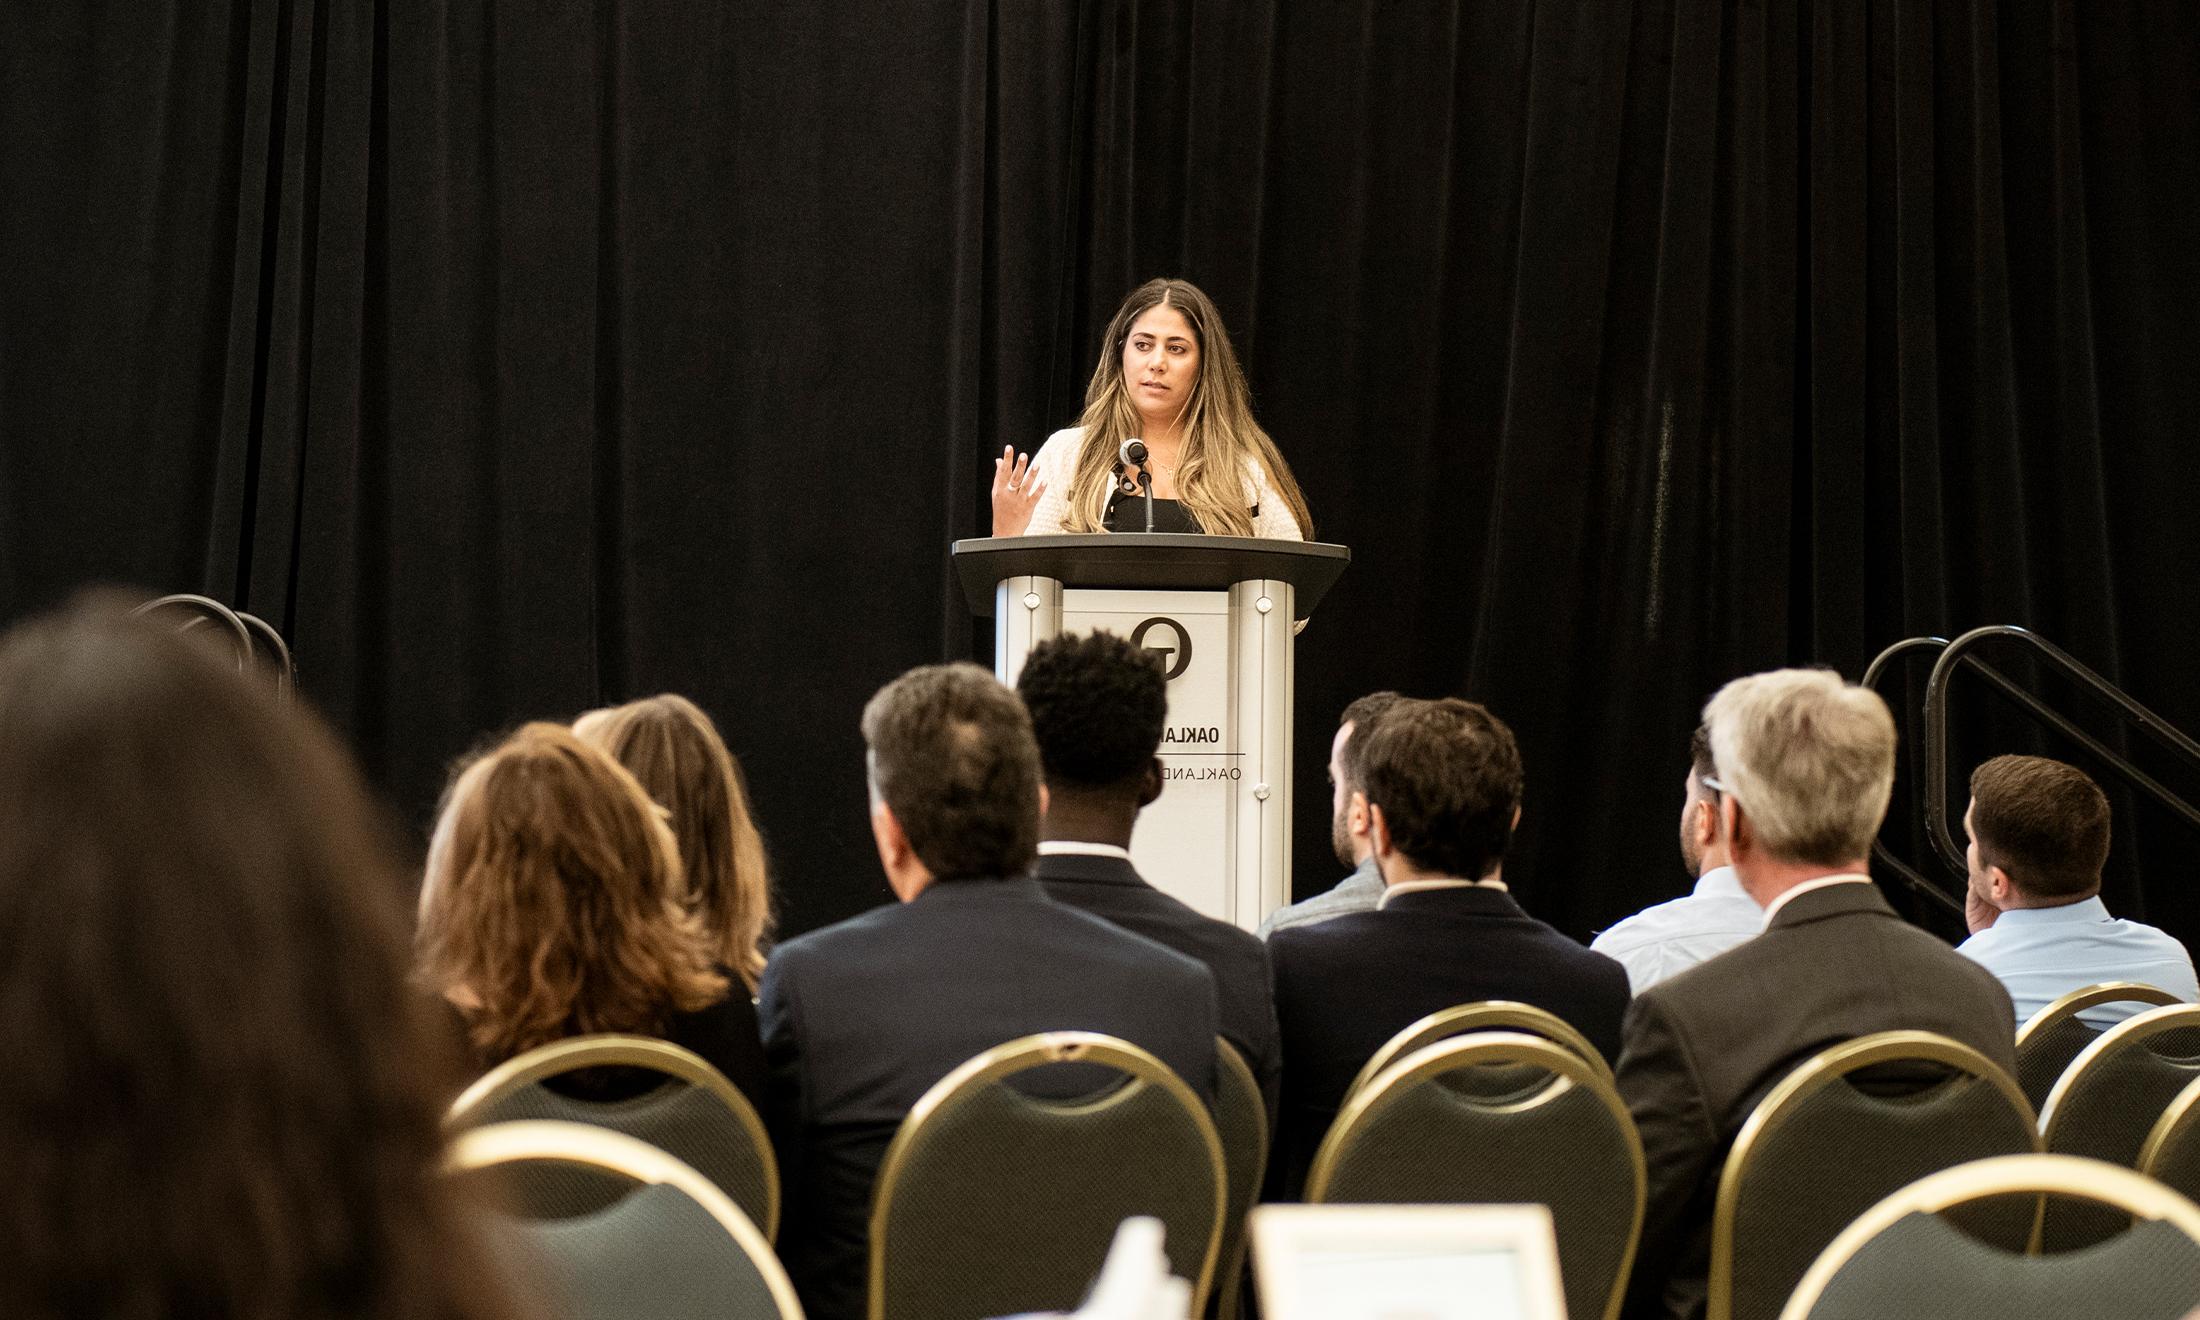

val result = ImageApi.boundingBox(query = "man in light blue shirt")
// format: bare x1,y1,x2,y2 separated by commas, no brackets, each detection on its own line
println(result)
1258,692,1401,938
1591,726,1763,992
1958,754,2198,1027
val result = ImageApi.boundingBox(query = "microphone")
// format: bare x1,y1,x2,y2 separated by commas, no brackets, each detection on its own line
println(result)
1119,438,1156,532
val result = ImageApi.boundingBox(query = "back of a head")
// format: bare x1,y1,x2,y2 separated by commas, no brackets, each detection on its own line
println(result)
1971,754,2110,903
418,722,725,1062
573,694,774,990
1336,690,1407,793
863,662,1041,881
1355,697,1524,881
1704,668,1897,866
0,597,515,1320
1016,632,1167,796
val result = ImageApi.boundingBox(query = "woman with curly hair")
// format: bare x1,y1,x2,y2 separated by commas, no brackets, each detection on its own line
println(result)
416,722,765,1103
0,598,524,1320
573,693,775,993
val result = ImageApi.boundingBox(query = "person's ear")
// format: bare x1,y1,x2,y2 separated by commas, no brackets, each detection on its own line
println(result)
1038,781,1051,821
1348,789,1371,837
1719,795,1750,855
1989,864,2014,906
1139,758,1164,807
1367,801,1394,859
1510,803,1522,831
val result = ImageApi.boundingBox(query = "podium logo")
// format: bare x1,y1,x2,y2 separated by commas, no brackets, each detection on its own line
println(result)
1131,617,1193,680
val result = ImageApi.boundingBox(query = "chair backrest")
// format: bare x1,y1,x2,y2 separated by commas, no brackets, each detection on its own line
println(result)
1342,999,1613,1103
448,1119,802,1320
1211,1038,1269,1320
1779,1154,2200,1320
869,1031,1226,1320
2141,1075,2200,1208
2015,982,2183,1110
1306,1031,1643,1320
448,1033,778,1238
2041,1004,2200,1248
1708,1030,2039,1320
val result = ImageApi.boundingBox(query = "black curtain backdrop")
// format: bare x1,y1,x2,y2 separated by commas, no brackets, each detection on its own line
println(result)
6,0,2199,945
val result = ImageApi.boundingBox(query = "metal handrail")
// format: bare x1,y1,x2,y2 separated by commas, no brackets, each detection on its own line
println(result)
1923,626,2200,872
1861,627,2200,916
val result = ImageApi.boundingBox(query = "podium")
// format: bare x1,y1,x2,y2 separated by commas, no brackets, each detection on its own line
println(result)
953,534,1351,931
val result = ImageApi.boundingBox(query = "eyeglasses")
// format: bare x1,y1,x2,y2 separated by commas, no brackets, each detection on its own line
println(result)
1700,773,1733,799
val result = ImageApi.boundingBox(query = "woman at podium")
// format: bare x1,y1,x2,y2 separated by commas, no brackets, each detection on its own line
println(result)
992,278,1313,540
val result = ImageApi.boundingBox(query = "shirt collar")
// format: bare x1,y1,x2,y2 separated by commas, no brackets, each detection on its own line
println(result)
1377,876,1510,909
1990,894,2111,927
1760,873,1871,927
1036,841,1134,863
1692,865,1748,901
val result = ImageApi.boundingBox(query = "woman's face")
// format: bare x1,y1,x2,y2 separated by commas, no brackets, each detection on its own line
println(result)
1120,303,1201,430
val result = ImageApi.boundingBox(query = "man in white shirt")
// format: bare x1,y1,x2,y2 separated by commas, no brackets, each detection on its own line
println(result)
1958,754,2198,1027
1257,691,1402,938
1591,725,1762,992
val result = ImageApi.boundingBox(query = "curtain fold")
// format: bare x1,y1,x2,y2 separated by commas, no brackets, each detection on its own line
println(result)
5,0,2198,942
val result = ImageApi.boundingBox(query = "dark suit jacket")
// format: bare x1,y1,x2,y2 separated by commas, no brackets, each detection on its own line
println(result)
1268,883,1632,1197
1034,848,1282,1122
1616,880,2018,1320
757,876,1220,1320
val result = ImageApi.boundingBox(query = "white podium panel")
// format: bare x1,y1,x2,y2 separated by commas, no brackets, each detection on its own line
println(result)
995,579,1293,930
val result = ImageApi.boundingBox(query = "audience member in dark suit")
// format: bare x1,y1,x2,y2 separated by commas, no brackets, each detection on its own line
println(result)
759,663,1220,1320
1017,630,1284,1120
1616,668,2018,1320
1268,697,1632,1198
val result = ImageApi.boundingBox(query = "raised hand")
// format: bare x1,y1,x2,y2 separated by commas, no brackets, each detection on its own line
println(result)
990,445,1048,536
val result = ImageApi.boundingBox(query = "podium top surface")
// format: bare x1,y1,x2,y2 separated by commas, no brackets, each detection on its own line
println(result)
951,534,1350,618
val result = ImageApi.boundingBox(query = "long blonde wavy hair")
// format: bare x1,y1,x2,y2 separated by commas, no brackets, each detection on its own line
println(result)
416,722,727,1062
574,694,774,991
1061,278,1313,537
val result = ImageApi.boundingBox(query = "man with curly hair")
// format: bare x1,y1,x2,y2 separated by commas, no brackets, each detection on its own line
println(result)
1018,630,1282,1120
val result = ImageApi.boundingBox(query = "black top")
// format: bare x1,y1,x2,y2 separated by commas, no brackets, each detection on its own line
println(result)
1033,850,1283,1122
1105,489,1204,533
545,989,767,1107
451,979,767,1111
1268,884,1632,1198
758,876,1220,1320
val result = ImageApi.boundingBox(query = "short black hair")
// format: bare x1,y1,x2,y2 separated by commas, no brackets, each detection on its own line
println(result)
1017,631,1168,792
1357,697,1524,881
862,663,1040,881
1336,691,1406,792
1688,724,1716,791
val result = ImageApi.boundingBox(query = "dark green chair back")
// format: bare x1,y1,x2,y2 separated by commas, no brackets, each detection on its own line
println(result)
451,1120,801,1320
868,1032,1225,1320
1780,1154,2200,1320
2042,1005,2200,1249
1307,1031,1642,1320
1212,1038,1268,1320
449,1033,777,1239
1342,999,1613,1103
2141,1075,2200,1207
1709,1031,2038,1320
2014,983,2182,1112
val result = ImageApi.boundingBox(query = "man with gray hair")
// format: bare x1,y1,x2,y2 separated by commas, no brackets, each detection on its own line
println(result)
1616,668,2016,1320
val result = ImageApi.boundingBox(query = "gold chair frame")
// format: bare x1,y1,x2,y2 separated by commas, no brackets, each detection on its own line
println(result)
1708,1030,2038,1320
1306,1030,1644,1320
1213,1037,1269,1320
2018,982,2183,1047
1775,1154,2200,1320
867,1031,1227,1320
2041,1004,2200,1150
447,1032,778,1240
2140,1074,2200,1183
1343,1000,1613,1102
446,1119,804,1320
